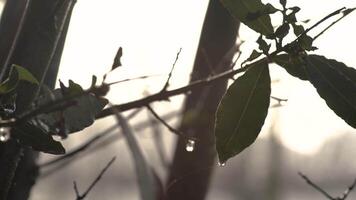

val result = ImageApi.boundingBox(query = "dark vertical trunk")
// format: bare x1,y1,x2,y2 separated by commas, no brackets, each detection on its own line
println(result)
165,1,239,199
0,0,75,199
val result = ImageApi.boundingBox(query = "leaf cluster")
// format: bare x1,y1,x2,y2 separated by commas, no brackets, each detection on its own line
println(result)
216,0,356,163
0,65,108,154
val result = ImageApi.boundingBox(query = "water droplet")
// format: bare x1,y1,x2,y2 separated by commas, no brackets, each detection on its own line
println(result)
185,139,195,152
0,127,11,142
218,162,226,167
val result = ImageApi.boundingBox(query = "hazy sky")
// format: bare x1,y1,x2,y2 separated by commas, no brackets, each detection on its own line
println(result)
56,0,356,154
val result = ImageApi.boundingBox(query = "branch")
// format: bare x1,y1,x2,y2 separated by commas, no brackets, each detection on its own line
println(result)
39,109,142,168
337,178,356,200
298,172,334,200
299,172,356,200
105,74,162,86
73,157,116,200
296,7,345,41
161,48,182,92
97,61,252,119
39,126,114,168
313,8,356,40
146,105,188,139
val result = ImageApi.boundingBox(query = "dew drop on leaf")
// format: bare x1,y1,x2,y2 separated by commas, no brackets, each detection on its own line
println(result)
185,139,195,152
0,127,11,142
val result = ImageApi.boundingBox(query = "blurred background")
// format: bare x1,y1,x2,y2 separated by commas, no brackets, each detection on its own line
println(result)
1,0,356,199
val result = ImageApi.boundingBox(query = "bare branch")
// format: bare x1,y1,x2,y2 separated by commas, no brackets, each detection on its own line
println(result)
314,8,356,40
73,157,116,200
39,109,142,168
337,178,356,200
271,96,288,103
296,7,345,40
105,74,163,86
299,172,356,200
298,172,335,200
97,60,250,119
146,105,189,139
161,48,182,92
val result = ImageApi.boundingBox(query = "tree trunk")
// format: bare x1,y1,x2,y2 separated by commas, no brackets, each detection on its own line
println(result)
0,0,75,199
165,1,239,199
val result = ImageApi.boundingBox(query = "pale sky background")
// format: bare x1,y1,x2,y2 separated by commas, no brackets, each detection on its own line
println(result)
0,0,354,199
57,0,356,155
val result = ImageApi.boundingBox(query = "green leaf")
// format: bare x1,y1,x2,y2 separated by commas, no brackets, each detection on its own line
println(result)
304,55,356,128
289,6,301,14
273,54,308,80
275,24,290,39
279,0,287,7
343,8,356,16
13,122,65,155
112,47,123,71
244,50,262,64
0,65,39,94
215,61,271,163
257,35,271,53
221,0,275,36
292,24,305,36
298,34,314,51
286,13,297,23
12,65,39,85
36,80,108,136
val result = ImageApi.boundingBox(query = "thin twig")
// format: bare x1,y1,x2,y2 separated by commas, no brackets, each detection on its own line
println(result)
271,96,288,103
73,157,116,200
296,7,345,40
97,60,250,119
146,104,190,140
337,178,356,200
298,172,334,200
313,8,356,40
39,109,142,168
105,74,163,86
39,126,114,168
161,48,182,92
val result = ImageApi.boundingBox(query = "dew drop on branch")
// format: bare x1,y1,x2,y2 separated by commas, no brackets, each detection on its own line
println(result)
218,162,226,167
185,139,195,152
0,127,11,142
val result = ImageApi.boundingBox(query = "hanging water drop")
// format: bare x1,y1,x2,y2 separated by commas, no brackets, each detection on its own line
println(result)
218,161,226,167
0,127,11,142
185,139,195,152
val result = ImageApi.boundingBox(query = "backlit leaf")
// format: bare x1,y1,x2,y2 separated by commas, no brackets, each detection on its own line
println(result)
215,60,271,163
304,55,356,128
273,54,308,80
0,65,39,94
35,80,108,136
221,0,275,36
13,122,65,155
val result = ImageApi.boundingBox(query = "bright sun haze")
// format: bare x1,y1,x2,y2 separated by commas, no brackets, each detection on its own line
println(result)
58,0,356,155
